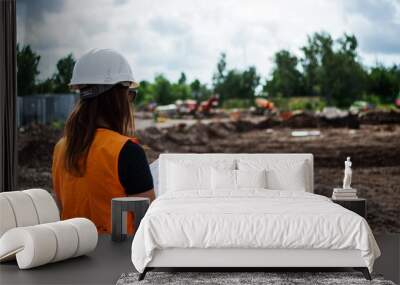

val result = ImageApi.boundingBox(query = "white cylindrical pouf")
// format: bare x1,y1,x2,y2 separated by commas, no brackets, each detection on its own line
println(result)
0,192,39,227
66,218,98,257
0,196,17,237
23,189,60,224
42,221,79,262
0,226,57,269
0,218,98,269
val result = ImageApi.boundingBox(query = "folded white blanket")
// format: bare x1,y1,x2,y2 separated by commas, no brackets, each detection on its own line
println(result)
131,190,380,273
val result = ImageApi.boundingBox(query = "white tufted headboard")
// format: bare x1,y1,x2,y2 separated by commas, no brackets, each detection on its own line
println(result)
158,153,314,196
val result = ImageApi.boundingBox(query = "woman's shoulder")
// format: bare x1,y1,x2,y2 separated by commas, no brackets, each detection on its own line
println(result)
118,140,148,173
52,137,67,161
95,128,139,146
120,140,144,156
54,137,66,150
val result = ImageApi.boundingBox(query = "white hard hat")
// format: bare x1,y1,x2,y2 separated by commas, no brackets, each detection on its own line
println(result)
70,48,139,98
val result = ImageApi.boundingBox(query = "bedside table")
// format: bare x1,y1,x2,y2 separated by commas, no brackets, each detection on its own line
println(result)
331,198,367,218
111,197,150,242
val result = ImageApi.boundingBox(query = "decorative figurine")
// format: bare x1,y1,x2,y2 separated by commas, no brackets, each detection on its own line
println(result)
343,157,352,189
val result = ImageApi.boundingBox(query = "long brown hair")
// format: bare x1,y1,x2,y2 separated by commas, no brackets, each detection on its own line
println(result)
64,84,134,176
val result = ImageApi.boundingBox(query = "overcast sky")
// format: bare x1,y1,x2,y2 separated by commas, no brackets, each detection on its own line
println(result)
17,0,400,84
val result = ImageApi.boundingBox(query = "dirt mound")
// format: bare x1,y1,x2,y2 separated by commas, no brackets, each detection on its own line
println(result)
282,112,360,129
280,110,400,129
359,110,400,125
136,126,165,151
319,114,360,129
283,112,319,128
18,125,62,169
136,120,262,154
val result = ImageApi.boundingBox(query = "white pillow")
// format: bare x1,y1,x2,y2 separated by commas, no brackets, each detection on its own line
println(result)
167,160,235,192
267,167,306,191
236,169,267,189
167,163,210,191
211,169,267,191
211,168,236,190
238,159,308,191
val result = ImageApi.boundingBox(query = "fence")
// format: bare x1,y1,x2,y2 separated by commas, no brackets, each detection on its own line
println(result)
17,94,79,127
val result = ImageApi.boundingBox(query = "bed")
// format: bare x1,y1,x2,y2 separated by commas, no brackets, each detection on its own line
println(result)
131,153,380,280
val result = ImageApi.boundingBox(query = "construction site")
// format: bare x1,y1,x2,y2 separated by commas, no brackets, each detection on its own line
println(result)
17,107,400,234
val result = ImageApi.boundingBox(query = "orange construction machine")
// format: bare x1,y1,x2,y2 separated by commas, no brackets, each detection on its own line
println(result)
253,98,275,115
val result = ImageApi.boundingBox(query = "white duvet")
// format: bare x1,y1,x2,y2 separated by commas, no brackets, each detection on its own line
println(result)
131,190,380,273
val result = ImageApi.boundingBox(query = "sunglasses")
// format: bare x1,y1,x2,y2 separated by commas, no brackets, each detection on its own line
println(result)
128,89,138,102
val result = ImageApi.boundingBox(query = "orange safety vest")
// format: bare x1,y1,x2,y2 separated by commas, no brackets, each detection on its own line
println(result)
52,128,139,234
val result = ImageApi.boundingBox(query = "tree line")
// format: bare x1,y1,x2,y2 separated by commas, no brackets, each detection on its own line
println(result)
264,33,400,107
17,44,75,96
17,32,400,108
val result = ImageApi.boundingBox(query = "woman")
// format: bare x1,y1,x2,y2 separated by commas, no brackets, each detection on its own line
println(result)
52,49,155,233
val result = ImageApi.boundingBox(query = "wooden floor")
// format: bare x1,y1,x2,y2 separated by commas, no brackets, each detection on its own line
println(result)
0,234,398,285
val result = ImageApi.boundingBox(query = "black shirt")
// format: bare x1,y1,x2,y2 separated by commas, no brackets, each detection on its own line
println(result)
118,141,154,195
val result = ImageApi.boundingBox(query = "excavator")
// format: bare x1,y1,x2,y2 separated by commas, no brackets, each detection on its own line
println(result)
252,98,276,116
155,95,220,119
175,95,220,117
197,95,219,116
176,99,198,116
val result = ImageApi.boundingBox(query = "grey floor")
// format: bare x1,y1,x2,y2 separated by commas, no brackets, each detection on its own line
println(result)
0,234,398,285
0,235,135,285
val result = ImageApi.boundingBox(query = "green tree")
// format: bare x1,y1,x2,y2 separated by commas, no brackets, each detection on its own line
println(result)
171,72,191,101
216,67,260,101
35,78,55,94
136,80,155,105
153,74,173,105
219,70,242,100
17,44,40,96
326,34,366,106
190,79,201,99
239,66,260,100
264,50,303,98
299,32,367,106
178,72,187,85
367,65,400,104
212,53,227,98
53,54,76,93
213,53,260,102
301,36,322,96
190,79,211,102
136,76,212,106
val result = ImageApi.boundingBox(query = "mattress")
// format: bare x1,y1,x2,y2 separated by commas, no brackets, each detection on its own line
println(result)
131,190,380,273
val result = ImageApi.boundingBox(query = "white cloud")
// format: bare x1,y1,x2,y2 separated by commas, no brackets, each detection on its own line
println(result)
17,0,400,84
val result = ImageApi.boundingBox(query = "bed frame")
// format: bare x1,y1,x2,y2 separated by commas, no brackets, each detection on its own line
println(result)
140,154,372,281
139,248,370,280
